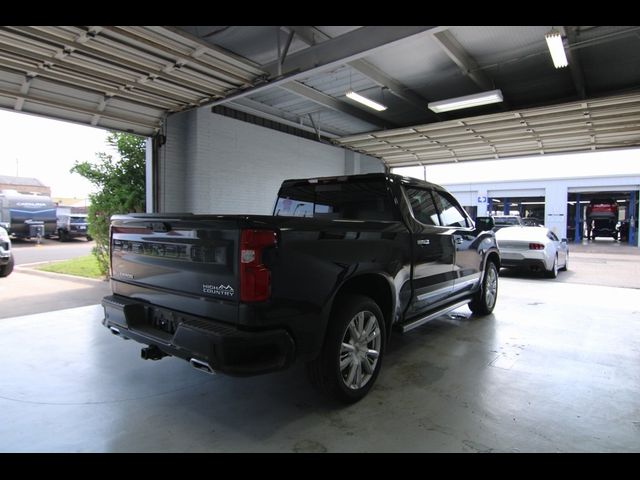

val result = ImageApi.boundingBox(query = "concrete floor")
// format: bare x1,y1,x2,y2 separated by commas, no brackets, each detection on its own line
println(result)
1,277,639,452
0,269,110,319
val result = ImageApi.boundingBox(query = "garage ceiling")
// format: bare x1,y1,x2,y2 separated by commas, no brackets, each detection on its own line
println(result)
1,26,639,166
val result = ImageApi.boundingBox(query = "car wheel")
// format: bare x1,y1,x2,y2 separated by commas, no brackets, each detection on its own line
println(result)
469,261,498,315
0,254,14,277
86,235,93,242
307,294,385,404
546,255,558,278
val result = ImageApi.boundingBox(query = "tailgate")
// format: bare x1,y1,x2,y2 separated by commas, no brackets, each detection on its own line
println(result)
110,215,240,303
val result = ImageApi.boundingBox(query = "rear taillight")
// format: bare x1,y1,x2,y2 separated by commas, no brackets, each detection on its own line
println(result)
529,243,545,250
239,229,276,302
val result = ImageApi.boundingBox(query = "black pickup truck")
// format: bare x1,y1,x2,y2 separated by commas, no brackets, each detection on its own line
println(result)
102,173,500,402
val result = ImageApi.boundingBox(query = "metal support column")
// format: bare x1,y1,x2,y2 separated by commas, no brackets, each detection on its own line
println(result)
630,191,636,246
574,194,581,243
503,198,510,215
487,197,492,215
145,137,154,213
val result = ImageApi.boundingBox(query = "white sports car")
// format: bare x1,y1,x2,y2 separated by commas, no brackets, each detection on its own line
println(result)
495,226,568,278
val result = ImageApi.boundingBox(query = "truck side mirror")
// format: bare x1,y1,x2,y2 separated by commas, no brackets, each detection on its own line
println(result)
475,216,494,232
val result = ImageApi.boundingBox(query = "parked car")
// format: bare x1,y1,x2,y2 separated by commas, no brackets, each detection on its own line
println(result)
495,226,568,278
522,217,543,227
0,226,14,277
492,215,523,231
586,198,618,240
101,173,501,403
57,213,92,241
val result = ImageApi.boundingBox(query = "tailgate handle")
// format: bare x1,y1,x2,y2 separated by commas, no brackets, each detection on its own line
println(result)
417,239,430,246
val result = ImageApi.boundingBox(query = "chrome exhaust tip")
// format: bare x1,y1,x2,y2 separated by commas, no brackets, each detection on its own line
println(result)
189,358,215,375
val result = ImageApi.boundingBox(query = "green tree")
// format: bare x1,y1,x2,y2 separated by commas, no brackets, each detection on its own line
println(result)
71,132,146,277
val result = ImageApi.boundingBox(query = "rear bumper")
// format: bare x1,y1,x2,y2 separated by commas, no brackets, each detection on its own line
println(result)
102,294,295,376
501,257,548,271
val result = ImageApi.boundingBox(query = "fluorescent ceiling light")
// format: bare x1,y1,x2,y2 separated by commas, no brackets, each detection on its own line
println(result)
545,30,568,68
346,90,387,111
428,89,504,113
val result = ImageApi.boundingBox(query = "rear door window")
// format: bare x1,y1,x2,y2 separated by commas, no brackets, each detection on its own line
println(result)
404,187,440,226
275,179,397,221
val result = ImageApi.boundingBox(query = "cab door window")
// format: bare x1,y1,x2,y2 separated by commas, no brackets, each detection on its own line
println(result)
405,187,441,226
431,191,470,228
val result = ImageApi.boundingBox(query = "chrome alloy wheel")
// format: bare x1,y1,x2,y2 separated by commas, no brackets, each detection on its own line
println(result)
484,265,498,310
339,310,382,390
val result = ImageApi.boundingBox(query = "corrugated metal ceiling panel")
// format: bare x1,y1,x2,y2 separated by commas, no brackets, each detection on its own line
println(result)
0,26,268,136
449,26,551,65
334,92,640,166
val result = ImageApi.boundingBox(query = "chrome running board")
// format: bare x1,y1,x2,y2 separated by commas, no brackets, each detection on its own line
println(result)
397,299,471,333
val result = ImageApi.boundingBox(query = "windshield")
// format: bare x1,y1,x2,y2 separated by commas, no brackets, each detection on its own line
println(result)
494,217,520,225
70,216,87,224
274,179,397,221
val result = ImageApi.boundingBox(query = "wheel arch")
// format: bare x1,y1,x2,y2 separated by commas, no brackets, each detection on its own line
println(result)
485,249,500,271
331,273,395,339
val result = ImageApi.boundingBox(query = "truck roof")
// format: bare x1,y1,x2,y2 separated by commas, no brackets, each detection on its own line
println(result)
280,172,447,192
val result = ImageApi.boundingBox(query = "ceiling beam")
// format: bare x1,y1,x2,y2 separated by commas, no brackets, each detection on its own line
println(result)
431,30,493,91
431,29,510,110
283,26,324,46
206,26,436,108
261,26,436,78
283,26,438,119
227,97,343,137
347,59,439,121
562,26,587,99
280,81,398,129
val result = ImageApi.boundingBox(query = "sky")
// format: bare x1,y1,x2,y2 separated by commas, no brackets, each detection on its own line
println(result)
0,109,119,199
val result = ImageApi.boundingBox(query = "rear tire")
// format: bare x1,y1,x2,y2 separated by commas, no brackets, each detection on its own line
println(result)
545,256,558,278
559,254,568,271
0,255,14,277
469,261,498,315
307,294,386,404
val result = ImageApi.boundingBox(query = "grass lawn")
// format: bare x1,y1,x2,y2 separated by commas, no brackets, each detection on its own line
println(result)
37,255,103,279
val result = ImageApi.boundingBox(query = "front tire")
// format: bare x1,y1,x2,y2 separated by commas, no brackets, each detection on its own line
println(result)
307,294,386,404
0,255,14,277
469,261,498,315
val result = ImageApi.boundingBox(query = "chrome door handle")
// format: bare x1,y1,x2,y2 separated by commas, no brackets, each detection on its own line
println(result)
417,239,430,246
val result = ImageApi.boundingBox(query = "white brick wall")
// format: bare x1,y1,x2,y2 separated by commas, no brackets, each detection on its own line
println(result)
159,111,188,212
158,108,384,214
